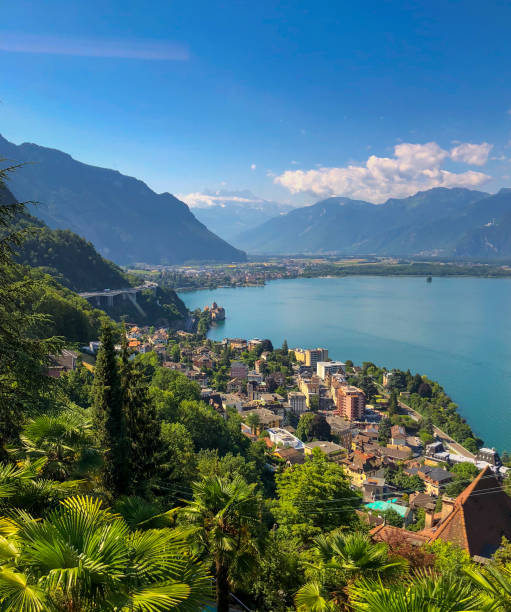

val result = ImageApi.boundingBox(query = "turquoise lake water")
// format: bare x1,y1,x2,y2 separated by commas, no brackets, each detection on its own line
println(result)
179,276,511,451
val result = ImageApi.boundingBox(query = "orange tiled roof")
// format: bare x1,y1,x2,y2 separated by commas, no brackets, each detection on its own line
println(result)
425,466,511,557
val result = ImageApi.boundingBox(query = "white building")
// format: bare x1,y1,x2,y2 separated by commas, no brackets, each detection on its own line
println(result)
267,428,304,450
317,361,346,379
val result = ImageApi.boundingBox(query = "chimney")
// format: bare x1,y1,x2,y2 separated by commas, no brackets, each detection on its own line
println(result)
441,496,456,521
424,507,435,529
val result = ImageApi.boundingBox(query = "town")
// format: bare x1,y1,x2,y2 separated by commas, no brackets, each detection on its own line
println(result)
52,308,511,562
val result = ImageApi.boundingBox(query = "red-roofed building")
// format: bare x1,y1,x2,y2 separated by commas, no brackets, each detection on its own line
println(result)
370,466,511,560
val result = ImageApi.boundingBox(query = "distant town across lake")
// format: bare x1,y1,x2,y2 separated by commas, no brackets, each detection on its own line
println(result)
180,276,511,451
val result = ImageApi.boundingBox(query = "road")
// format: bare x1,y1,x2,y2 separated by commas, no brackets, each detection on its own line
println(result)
397,399,476,459
374,381,476,460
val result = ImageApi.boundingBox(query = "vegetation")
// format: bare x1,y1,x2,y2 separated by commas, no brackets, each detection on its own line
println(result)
3,169,511,611
349,362,483,451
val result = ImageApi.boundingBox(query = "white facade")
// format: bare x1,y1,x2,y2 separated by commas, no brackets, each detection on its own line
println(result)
267,428,304,450
317,361,346,379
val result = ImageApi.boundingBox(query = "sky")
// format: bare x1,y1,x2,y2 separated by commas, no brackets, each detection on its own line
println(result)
2,0,511,206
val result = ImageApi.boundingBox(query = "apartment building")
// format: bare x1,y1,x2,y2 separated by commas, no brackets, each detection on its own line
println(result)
335,385,366,420
288,391,307,415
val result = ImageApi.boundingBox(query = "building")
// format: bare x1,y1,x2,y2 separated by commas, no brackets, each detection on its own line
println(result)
335,385,366,420
362,477,388,502
274,447,306,466
228,338,247,350
373,467,511,561
248,338,263,351
304,440,344,459
288,391,307,415
293,348,306,363
476,448,501,466
230,361,249,380
343,450,381,487
293,348,328,367
382,371,395,387
267,428,304,450
47,349,78,378
317,361,345,380
247,371,263,383
241,408,282,435
424,466,511,558
193,355,214,370
209,302,225,321
325,414,354,449
418,466,453,496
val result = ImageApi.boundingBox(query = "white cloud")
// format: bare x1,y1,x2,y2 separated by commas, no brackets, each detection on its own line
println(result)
0,32,188,61
274,142,492,203
291,160,300,165
178,192,264,208
250,163,257,170
450,142,492,165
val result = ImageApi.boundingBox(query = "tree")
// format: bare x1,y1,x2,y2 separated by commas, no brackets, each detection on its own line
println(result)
274,449,360,543
409,373,424,394
378,418,391,445
91,320,127,496
388,390,398,416
180,475,260,612
418,382,433,398
281,339,288,355
349,571,485,612
0,495,211,611
20,407,100,481
125,371,167,496
151,368,201,403
387,370,407,391
295,532,406,611
58,364,93,408
246,412,261,434
445,463,479,497
260,339,273,352
296,413,315,441
160,421,197,489
358,376,377,400
465,564,511,610
0,173,62,458
250,533,303,612
169,343,181,362
379,508,403,527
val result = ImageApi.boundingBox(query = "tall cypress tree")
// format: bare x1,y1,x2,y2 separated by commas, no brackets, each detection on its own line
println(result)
119,327,167,497
125,367,167,496
92,320,127,496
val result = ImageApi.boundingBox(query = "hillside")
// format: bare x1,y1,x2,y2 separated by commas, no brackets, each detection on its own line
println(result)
1,183,189,326
237,187,511,258
0,135,246,265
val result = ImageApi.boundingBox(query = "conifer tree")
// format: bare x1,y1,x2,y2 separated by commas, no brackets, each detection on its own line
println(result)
282,339,288,355
120,328,166,497
92,320,127,495
0,170,61,459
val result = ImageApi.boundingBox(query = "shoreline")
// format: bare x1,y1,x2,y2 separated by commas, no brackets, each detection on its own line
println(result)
176,272,511,294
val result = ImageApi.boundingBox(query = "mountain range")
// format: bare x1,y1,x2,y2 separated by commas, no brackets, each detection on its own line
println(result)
0,135,246,265
239,187,511,259
182,189,294,243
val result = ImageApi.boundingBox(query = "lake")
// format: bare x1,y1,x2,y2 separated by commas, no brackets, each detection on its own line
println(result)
179,276,511,451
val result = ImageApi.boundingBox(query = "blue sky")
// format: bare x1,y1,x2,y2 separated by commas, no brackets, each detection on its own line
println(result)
2,0,511,205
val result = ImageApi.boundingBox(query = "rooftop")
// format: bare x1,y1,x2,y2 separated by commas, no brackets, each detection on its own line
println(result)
304,440,343,455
